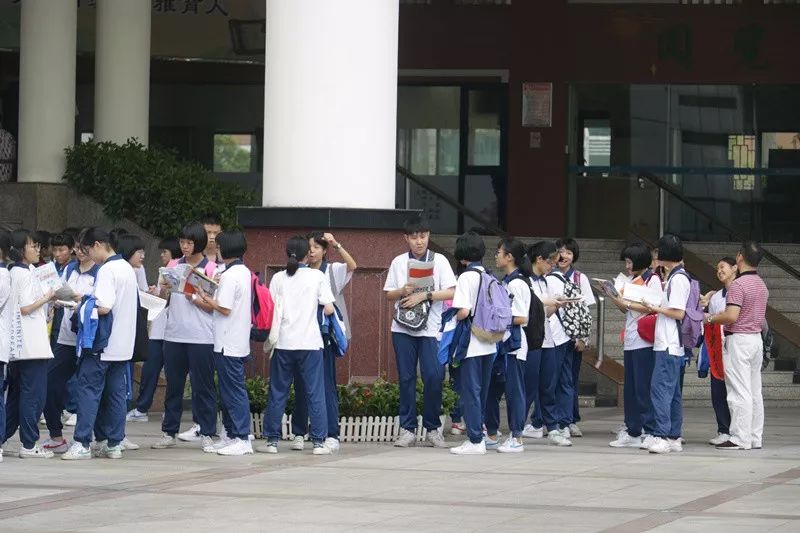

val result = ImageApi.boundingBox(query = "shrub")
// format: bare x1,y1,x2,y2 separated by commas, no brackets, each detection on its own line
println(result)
63,140,255,237
245,375,268,414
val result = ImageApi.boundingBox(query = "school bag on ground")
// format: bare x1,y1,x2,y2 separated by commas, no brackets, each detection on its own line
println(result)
250,272,275,342
465,267,513,343
547,271,592,340
510,273,546,350
667,268,704,349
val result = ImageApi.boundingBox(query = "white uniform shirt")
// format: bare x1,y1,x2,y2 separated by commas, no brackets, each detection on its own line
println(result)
57,264,98,347
94,256,138,361
451,267,497,358
654,270,690,357
504,275,530,360
270,267,335,351
544,273,571,347
213,262,252,357
135,266,148,291
327,261,352,297
384,251,457,338
164,257,216,345
708,289,726,315
623,273,663,351
9,264,53,361
0,265,11,363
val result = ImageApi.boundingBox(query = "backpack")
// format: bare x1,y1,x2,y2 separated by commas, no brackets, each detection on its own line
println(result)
511,273,546,350
548,271,592,340
465,267,513,343
667,268,704,349
761,319,773,370
250,271,275,342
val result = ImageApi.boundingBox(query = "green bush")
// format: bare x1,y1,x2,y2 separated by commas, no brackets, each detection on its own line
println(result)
63,140,255,237
245,376,268,414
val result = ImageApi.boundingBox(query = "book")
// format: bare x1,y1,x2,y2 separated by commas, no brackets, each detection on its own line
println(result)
33,262,64,292
139,290,167,322
159,264,218,297
591,278,620,298
407,259,435,291
620,282,662,306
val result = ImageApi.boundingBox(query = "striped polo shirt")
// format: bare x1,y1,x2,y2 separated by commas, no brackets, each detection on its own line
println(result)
725,270,769,334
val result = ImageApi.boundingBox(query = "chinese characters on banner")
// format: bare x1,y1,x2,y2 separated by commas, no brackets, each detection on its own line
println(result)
521,82,552,128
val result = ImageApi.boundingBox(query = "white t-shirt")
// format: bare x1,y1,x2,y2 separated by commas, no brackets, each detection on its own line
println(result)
708,289,726,315
57,264,98,347
213,263,252,357
9,265,53,361
270,267,335,351
164,257,216,345
654,270,691,357
383,251,457,338
135,266,148,291
544,274,571,348
326,261,352,297
623,273,663,351
94,256,139,362
0,265,11,363
504,275,530,360
451,267,497,358
149,305,168,340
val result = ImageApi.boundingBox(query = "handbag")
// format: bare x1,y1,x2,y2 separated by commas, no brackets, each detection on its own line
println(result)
393,251,434,331
636,313,657,344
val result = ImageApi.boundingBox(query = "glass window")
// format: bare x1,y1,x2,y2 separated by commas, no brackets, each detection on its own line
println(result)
213,133,255,173
81,132,94,143
583,120,611,167
468,89,501,166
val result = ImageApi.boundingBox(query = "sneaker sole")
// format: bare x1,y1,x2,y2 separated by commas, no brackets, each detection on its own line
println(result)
19,454,54,459
497,447,524,453
449,449,486,455
61,454,92,460
151,444,177,449
218,450,254,456
256,448,278,454
393,441,416,448
290,446,305,451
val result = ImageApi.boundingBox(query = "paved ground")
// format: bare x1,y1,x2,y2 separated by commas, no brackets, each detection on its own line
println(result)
1,407,800,532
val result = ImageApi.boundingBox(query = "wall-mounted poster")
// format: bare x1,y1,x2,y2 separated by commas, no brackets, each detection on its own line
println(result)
522,82,552,128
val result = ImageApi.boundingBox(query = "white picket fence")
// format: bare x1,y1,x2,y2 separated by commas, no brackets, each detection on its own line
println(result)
249,413,446,443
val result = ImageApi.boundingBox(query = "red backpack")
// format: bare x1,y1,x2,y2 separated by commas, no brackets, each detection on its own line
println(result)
250,272,274,342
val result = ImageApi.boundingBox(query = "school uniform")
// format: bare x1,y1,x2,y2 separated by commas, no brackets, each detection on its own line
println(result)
650,268,690,440
451,265,497,444
622,271,662,438
212,261,252,440
707,290,731,436
524,273,571,432
562,268,596,424
485,271,530,439
73,255,138,448
263,267,335,443
44,263,98,439
0,263,11,449
383,251,456,433
292,260,352,439
162,256,218,438
4,264,54,450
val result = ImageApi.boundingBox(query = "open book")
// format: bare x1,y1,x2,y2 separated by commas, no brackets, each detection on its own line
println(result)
33,262,64,292
139,290,167,322
159,264,218,297
591,277,622,298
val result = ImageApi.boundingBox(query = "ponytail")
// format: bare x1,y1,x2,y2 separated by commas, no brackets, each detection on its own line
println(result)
9,229,32,264
285,235,309,277
498,238,533,277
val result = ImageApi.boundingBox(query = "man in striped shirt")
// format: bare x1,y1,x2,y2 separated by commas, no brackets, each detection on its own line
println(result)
705,241,769,451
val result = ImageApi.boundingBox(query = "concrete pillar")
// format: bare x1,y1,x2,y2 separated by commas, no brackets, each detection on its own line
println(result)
17,0,77,183
94,0,151,146
262,0,399,209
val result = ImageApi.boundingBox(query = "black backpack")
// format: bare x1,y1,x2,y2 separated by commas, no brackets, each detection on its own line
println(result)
511,273,545,351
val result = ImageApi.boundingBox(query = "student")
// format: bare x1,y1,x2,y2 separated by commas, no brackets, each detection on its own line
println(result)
128,237,181,422
62,227,139,460
606,244,662,449
383,216,456,448
257,236,336,455
4,229,55,458
41,236,98,454
641,234,690,454
119,234,148,292
291,231,357,451
705,242,769,451
151,222,219,452
700,257,737,446
484,238,532,454
33,230,52,266
555,238,596,437
196,230,254,456
0,231,11,462
522,241,572,446
201,215,223,264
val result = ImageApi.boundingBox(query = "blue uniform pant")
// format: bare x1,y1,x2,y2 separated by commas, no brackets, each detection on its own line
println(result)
484,364,505,436
0,363,5,447
44,343,78,438
623,347,656,437
135,340,165,413
214,353,251,440
4,360,48,449
459,354,494,444
392,333,444,432
570,346,583,423
162,341,217,437
651,351,683,439
292,344,340,439
711,375,731,435
485,355,526,438
524,348,542,428
557,342,576,429
527,344,567,432
73,353,127,447
264,349,327,443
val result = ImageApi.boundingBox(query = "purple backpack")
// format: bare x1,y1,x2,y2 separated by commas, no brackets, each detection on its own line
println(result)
667,269,704,348
466,268,513,343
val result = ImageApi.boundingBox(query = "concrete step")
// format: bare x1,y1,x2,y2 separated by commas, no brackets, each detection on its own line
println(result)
683,370,795,386
683,398,800,408
682,383,800,401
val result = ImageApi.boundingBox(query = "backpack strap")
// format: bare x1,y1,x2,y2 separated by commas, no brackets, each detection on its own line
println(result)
464,266,484,318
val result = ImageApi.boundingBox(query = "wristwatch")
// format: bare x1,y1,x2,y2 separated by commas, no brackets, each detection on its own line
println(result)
706,315,713,324
426,291,433,302
333,243,342,250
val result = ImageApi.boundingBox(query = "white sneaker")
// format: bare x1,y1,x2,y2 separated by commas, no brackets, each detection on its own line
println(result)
42,437,69,454
394,429,417,448
290,435,306,451
177,423,202,442
312,442,331,455
648,437,671,454
126,409,149,423
255,441,278,454
669,438,683,453
19,444,54,459
121,437,140,451
522,424,544,439
426,428,448,448
709,433,730,446
561,426,572,439
64,412,77,427
548,429,572,447
213,435,235,450
569,423,583,437
611,423,627,435
450,440,487,455
39,414,46,426
450,422,466,436
497,437,524,453
0,449,3,462
98,443,123,459
640,434,657,450
151,434,177,449
61,442,92,460
485,434,501,450
201,435,217,453
217,438,253,456
610,432,642,448
324,437,340,452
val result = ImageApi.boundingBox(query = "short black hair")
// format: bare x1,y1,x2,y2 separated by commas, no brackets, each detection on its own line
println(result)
0,230,11,262
620,243,652,272
308,231,329,250
9,229,33,263
454,231,485,263
739,241,764,267
555,237,580,264
217,230,247,260
116,233,145,261
719,256,737,268
180,221,208,255
528,240,557,263
32,230,51,247
656,233,683,263
62,227,80,241
80,227,112,248
109,227,129,250
200,214,221,227
403,215,430,235
158,236,182,261
51,233,75,249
